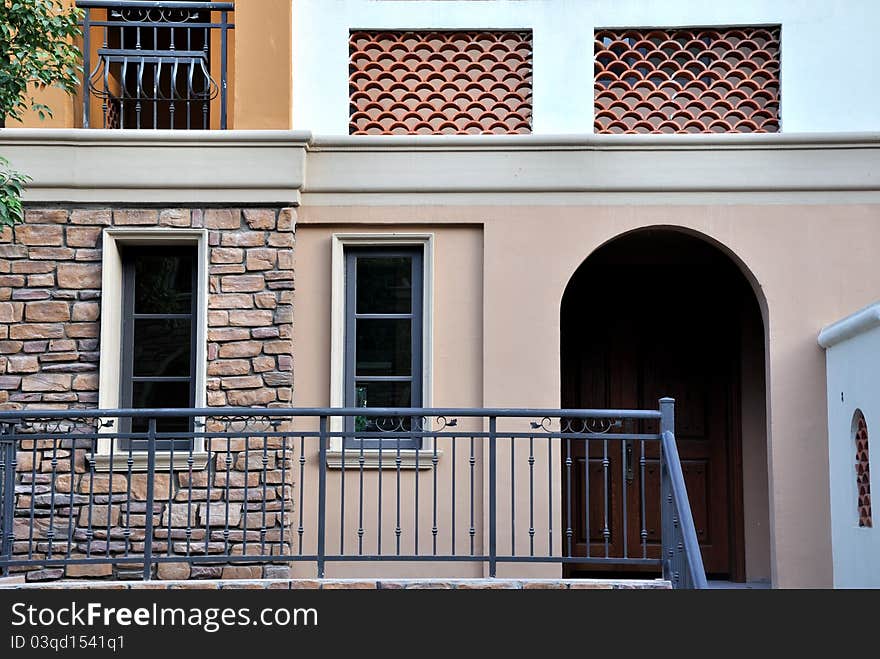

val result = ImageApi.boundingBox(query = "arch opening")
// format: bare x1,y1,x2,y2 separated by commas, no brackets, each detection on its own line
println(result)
560,228,770,583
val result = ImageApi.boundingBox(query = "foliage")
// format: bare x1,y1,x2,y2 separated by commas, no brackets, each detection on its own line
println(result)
0,156,30,226
0,0,83,125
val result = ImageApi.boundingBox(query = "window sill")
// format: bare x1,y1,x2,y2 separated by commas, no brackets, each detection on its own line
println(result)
88,452,210,473
326,449,443,470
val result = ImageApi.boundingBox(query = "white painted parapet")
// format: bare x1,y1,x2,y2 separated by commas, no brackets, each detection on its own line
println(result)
819,303,880,588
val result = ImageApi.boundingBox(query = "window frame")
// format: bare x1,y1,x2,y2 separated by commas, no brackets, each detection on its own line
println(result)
118,244,199,451
329,233,435,468
92,228,210,472
343,246,424,449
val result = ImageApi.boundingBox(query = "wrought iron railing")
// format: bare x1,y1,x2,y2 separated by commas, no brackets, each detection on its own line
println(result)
78,1,234,129
0,401,706,588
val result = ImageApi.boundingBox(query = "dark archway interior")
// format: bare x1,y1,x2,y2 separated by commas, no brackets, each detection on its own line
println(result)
560,229,767,581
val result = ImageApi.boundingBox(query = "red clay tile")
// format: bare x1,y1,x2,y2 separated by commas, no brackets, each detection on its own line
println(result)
594,27,780,134
349,30,532,135
855,410,872,528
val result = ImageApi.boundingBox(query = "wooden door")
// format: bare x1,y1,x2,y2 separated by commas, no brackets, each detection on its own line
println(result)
562,264,738,577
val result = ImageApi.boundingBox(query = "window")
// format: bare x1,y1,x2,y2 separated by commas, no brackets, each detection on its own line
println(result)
594,26,780,134
349,30,532,135
344,247,423,447
119,246,198,450
94,229,209,471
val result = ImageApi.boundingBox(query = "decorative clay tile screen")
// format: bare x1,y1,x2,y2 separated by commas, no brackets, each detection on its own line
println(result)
349,30,533,135
594,27,780,134
854,410,872,528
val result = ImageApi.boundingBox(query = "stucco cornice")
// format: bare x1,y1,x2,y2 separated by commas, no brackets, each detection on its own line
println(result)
0,129,311,205
819,303,880,349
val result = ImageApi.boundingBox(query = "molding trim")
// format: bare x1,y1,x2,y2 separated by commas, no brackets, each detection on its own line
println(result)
88,452,210,473
818,302,880,349
326,449,442,470
0,129,309,204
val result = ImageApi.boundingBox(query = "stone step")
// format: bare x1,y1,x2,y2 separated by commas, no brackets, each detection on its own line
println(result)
0,577,671,590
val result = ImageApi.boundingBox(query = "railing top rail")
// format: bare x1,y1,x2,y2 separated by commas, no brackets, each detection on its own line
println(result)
77,1,234,9
0,407,663,421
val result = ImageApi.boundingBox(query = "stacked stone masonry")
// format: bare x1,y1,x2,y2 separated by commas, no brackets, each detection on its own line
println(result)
0,206,296,580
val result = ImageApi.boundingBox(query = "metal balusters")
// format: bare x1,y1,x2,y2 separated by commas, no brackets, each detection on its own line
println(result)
357,438,364,555
166,437,174,557
47,439,59,561
335,431,344,556
414,431,419,556
469,436,475,556
222,436,232,555
204,434,213,555
432,433,438,556
510,435,515,557
27,436,38,560
528,435,535,556
640,439,647,558
584,436,590,558
395,434,401,555
220,9,228,129
603,438,610,557
488,417,497,577
185,441,195,556
547,436,552,557
142,418,157,581
297,435,305,556
450,435,456,556
565,435,572,557
0,405,704,586
316,416,327,578
377,436,382,555
261,433,270,556
242,438,249,556
124,441,134,556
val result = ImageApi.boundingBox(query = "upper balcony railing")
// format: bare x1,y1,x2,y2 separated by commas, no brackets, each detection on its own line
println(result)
78,1,234,130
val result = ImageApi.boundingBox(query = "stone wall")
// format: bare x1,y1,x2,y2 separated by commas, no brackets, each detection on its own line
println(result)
0,205,296,580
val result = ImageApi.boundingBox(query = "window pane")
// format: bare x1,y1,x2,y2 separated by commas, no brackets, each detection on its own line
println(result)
356,256,412,314
132,379,191,410
353,381,412,409
356,318,411,376
133,318,192,377
134,251,193,314
353,381,415,433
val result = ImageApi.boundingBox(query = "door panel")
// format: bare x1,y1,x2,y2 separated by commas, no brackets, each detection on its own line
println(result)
562,263,738,578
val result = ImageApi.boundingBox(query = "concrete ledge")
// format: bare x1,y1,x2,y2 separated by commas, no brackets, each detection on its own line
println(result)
0,129,310,205
0,578,671,590
818,301,880,348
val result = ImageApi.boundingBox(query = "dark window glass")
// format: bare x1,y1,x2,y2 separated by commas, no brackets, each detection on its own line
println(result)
345,247,423,448
120,246,197,451
355,318,412,376
132,318,192,377
356,256,412,314
134,252,194,314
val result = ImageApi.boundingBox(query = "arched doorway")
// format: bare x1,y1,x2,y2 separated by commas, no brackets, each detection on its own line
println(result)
560,228,768,581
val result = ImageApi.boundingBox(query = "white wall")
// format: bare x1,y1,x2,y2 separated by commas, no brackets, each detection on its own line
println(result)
293,0,880,134
819,305,880,588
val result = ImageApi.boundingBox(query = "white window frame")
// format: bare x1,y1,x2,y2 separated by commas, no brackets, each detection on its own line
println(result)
329,232,436,469
91,228,210,472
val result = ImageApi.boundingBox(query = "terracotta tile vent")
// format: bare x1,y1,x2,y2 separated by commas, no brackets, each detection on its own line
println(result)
854,410,872,528
594,27,780,134
349,30,533,135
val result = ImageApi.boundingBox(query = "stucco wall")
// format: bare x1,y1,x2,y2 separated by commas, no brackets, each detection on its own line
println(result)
294,0,880,134
819,309,880,588
297,202,880,587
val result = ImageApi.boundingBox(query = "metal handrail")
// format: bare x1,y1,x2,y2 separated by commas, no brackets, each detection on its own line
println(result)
0,402,706,587
659,399,708,589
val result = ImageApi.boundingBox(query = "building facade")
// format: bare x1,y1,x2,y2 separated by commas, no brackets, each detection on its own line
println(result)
1,0,879,588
